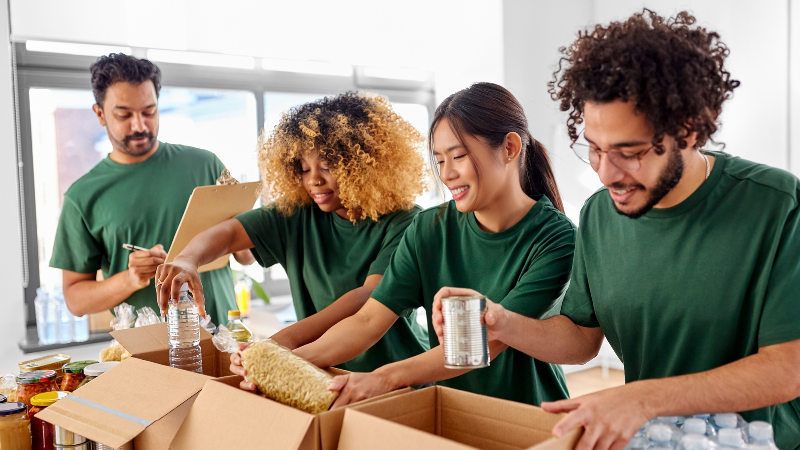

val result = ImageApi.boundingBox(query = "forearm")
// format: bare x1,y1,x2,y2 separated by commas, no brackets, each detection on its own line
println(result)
271,284,375,349
295,308,392,368
497,313,602,365
177,219,252,267
63,271,139,316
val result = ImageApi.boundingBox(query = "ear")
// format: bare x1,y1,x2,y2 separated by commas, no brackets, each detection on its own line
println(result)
504,132,523,162
92,104,106,127
684,130,699,150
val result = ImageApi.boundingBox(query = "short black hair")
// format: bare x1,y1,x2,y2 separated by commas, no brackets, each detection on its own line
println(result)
549,9,740,152
90,53,162,108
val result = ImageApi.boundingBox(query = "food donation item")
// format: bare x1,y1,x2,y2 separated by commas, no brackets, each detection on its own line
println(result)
0,402,31,450
60,361,97,392
16,371,58,408
225,310,253,343
19,355,71,386
168,283,204,373
441,295,490,369
100,303,136,362
52,424,90,450
0,395,5,403
29,391,69,450
77,362,119,390
0,376,14,403
241,340,338,414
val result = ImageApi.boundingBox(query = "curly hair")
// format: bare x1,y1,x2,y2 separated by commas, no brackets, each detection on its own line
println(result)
258,91,427,223
90,53,161,108
549,9,740,152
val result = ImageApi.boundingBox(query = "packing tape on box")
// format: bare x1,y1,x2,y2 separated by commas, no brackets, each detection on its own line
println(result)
61,396,153,427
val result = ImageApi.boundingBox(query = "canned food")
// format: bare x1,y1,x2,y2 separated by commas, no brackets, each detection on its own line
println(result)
19,355,71,386
441,295,490,369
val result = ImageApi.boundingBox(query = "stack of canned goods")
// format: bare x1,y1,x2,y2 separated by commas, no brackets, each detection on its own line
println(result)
441,295,490,369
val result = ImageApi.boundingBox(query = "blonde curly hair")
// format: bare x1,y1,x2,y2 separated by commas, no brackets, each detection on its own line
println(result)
258,91,427,223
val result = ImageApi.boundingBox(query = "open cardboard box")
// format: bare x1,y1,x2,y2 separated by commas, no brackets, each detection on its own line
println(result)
338,386,584,450
37,357,212,450
169,374,412,450
111,322,234,377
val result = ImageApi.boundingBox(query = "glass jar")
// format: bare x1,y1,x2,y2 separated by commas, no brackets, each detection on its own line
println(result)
76,362,119,390
29,391,69,450
0,402,32,450
16,370,58,409
0,394,6,403
60,361,97,393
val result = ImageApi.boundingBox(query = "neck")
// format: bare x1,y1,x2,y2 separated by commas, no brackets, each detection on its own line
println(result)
473,182,536,233
108,140,160,164
654,149,715,209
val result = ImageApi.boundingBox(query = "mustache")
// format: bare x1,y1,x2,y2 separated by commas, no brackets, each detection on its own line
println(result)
608,182,645,191
123,131,154,145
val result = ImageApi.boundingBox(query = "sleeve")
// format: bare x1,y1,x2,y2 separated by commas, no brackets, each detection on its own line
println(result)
500,220,575,320
49,196,104,274
235,206,287,269
367,207,420,277
369,216,424,318
559,226,601,327
758,198,800,347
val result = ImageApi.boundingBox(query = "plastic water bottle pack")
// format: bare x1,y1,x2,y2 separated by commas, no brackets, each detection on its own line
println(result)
167,283,203,374
33,286,90,345
624,414,779,450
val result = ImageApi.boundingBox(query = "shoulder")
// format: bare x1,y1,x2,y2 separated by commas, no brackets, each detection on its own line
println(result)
62,160,114,205
718,152,799,205
160,142,223,166
537,197,577,234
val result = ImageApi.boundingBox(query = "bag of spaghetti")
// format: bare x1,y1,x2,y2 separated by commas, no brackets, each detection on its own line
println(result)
213,326,337,414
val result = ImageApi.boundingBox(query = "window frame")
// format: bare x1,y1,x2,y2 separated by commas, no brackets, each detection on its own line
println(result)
14,43,435,329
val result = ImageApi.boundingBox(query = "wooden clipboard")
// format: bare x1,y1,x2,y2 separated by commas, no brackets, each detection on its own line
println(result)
166,182,260,272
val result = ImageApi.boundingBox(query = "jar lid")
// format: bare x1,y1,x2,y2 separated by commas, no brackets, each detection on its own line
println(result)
31,391,70,407
0,402,26,416
228,310,241,317
83,361,120,376
16,369,57,384
0,394,6,403
63,360,99,374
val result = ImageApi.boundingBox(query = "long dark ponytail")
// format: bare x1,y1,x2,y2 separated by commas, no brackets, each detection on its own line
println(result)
428,82,564,213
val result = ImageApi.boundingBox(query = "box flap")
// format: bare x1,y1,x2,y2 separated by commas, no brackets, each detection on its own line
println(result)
350,387,437,434
526,427,583,450
170,378,316,450
338,410,472,450
38,358,210,449
111,323,171,355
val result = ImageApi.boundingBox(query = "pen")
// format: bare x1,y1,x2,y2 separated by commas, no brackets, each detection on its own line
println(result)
122,243,149,252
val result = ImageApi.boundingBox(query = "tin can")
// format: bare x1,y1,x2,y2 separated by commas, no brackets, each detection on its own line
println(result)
441,295,490,369
19,355,71,386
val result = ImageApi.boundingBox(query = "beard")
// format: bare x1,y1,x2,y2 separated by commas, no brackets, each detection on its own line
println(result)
110,131,157,157
610,144,684,219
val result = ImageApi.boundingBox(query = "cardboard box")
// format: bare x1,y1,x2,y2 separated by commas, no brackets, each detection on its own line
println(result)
111,322,234,377
338,386,584,450
89,310,114,332
169,375,412,450
37,357,211,450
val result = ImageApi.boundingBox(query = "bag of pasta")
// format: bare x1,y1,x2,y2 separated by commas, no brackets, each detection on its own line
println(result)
213,327,337,414
99,303,136,362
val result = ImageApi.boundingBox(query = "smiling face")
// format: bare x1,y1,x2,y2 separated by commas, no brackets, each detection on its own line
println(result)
93,80,160,158
300,151,347,217
432,119,510,213
584,100,686,218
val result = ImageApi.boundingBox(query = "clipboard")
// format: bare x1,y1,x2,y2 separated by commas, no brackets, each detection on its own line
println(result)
166,181,260,272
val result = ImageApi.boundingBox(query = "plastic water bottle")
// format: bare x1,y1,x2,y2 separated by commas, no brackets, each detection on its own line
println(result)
54,288,74,343
168,283,203,373
73,312,90,342
718,429,748,450
624,426,649,450
683,418,716,438
747,422,778,450
647,424,674,450
34,287,56,344
678,434,715,450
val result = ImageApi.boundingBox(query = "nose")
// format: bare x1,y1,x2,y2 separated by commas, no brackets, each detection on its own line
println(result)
440,159,458,184
595,155,625,186
130,113,146,133
306,168,324,187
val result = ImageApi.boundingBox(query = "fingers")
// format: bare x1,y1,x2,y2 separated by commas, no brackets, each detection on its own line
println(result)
328,374,349,393
552,405,588,437
150,244,167,259
432,286,481,303
571,415,601,450
239,380,257,392
542,398,581,414
431,298,444,343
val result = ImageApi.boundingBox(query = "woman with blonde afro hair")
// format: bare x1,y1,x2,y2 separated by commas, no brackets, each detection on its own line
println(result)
156,91,431,382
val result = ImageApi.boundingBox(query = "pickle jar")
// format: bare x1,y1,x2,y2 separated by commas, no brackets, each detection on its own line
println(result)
16,370,58,408
60,361,97,393
0,402,32,450
29,391,69,450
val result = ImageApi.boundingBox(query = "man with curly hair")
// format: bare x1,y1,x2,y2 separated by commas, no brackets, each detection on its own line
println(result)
156,92,430,378
430,10,800,450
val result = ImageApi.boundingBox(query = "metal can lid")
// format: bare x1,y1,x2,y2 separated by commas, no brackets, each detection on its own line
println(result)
441,295,486,302
83,361,120,376
0,402,26,416
16,369,57,384
31,391,70,407
63,360,99,374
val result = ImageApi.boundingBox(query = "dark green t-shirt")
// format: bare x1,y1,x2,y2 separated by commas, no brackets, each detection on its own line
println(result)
561,152,800,450
371,197,575,406
235,204,430,373
50,142,237,325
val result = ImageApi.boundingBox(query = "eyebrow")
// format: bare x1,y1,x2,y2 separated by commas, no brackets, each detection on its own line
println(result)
584,134,650,148
432,144,464,156
113,104,157,111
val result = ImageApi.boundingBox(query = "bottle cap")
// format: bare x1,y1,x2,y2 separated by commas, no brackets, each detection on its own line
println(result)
683,418,707,435
83,361,120,377
693,414,711,419
228,310,241,317
714,413,738,429
180,282,190,292
681,434,710,450
648,424,672,442
63,360,99,374
31,391,70,407
661,416,680,423
0,402,26,416
16,369,57,384
748,421,773,441
718,428,744,447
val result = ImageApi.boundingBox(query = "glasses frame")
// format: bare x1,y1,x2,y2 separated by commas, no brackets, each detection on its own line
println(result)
570,132,656,173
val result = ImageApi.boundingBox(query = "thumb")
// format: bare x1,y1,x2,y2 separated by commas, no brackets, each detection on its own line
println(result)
328,374,349,392
551,409,587,437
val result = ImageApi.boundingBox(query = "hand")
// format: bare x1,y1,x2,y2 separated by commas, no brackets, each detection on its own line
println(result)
229,342,258,392
431,287,511,344
541,383,652,450
127,244,167,291
327,372,395,409
154,255,206,318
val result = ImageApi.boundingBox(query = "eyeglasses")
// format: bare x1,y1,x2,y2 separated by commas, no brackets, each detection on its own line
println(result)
571,131,655,173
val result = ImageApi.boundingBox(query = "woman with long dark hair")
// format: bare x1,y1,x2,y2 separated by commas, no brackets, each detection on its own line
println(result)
286,82,576,407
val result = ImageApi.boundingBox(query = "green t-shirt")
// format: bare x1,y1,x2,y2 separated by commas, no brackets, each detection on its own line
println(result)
50,142,237,325
235,204,430,373
561,152,800,450
371,197,575,406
